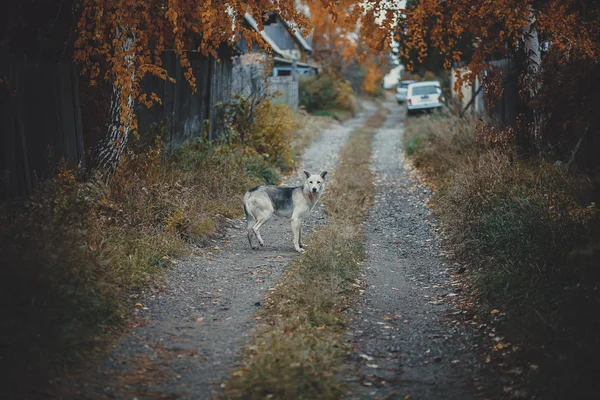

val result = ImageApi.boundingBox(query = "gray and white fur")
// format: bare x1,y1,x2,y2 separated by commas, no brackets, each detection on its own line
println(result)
243,170,328,252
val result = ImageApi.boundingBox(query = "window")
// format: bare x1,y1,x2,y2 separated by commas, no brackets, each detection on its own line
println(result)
412,86,439,95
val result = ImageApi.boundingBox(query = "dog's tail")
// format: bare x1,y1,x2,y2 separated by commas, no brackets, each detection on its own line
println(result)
243,193,255,228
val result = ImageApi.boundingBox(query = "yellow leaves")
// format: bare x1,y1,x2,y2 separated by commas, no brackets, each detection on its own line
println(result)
165,8,179,25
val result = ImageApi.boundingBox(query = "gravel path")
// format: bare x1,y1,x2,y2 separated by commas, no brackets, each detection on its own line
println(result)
60,104,377,400
343,102,487,399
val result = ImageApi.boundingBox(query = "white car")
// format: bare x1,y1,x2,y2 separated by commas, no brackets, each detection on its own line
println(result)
405,81,444,115
395,80,416,103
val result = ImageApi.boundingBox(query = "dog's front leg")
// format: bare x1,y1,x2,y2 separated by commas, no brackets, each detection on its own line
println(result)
291,218,304,252
299,223,308,249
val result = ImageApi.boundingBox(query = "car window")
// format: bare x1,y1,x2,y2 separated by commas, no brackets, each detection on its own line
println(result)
400,83,410,88
412,85,439,95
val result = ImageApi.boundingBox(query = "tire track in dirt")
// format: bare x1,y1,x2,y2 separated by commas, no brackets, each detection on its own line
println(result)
58,104,377,400
343,103,487,399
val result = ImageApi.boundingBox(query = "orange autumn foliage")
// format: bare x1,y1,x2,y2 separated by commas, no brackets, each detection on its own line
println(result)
399,0,600,89
73,0,405,156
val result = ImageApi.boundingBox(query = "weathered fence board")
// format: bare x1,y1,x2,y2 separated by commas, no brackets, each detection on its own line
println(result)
1,57,85,198
2,49,233,198
139,49,233,148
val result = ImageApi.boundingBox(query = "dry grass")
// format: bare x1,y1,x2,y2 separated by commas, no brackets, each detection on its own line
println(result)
0,127,290,396
224,111,386,399
403,113,600,397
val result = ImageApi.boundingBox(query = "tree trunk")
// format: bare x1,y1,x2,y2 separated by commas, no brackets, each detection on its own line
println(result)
523,8,543,148
93,27,136,174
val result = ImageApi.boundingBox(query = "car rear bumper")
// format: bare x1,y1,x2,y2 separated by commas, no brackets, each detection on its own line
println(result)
406,102,443,111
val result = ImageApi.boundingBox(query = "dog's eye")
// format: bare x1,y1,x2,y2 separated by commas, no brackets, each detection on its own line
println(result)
309,181,313,184
317,181,321,184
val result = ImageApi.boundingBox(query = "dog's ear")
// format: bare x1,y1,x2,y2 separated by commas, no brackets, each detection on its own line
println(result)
320,171,328,179
304,170,311,179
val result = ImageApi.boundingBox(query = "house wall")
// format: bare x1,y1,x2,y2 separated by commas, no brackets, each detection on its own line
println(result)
231,53,270,99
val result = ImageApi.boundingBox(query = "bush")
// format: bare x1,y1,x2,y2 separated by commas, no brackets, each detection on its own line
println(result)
219,94,297,173
299,72,357,116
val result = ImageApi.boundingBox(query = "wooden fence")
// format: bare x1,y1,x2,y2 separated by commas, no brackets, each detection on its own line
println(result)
1,57,85,198
138,49,233,148
1,49,233,198
451,59,518,126
268,76,299,107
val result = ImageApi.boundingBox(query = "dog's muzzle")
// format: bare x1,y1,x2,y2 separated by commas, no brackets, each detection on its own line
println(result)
312,187,318,193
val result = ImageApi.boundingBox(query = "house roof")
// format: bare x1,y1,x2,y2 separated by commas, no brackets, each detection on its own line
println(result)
244,12,313,56
278,19,313,53
243,13,286,57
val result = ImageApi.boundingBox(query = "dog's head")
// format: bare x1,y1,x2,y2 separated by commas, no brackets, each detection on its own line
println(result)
303,170,327,195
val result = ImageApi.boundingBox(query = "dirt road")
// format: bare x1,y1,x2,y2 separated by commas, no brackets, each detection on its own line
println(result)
59,100,496,400
61,104,377,399
343,102,490,399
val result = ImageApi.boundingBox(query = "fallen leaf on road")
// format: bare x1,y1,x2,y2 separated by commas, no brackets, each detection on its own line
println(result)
196,317,204,322
135,303,143,307
384,315,392,321
367,364,379,368
359,354,374,361
490,309,500,314
232,369,248,377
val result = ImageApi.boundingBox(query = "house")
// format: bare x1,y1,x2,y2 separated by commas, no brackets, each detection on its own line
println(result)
232,12,318,107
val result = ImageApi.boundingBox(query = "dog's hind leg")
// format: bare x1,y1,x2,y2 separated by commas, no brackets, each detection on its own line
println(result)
247,224,256,249
252,212,271,247
244,203,257,249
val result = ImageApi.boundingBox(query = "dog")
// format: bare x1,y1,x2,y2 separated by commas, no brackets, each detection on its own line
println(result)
243,170,328,252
